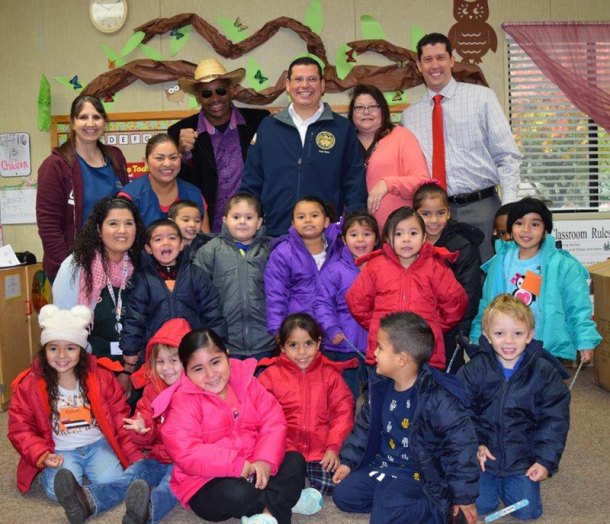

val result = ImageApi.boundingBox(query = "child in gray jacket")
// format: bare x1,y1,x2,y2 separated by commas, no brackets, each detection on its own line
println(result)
195,193,275,359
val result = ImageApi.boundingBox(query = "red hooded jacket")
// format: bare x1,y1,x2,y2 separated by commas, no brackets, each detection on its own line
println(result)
129,318,192,462
346,242,468,369
8,356,143,493
257,352,355,462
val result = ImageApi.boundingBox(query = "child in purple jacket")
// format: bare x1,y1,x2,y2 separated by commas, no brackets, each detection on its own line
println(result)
314,212,380,399
264,196,343,336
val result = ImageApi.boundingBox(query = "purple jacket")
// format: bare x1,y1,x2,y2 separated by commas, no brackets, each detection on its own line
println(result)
264,223,342,335
314,245,367,354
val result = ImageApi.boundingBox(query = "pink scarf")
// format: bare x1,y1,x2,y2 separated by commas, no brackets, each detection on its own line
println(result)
78,252,134,310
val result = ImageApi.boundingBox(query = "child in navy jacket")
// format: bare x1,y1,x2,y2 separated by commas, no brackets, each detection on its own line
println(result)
457,294,570,520
120,219,226,370
332,312,479,524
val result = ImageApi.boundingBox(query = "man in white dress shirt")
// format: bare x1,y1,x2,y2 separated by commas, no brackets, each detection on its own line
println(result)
402,33,521,261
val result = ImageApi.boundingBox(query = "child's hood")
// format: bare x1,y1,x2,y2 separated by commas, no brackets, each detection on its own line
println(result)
421,364,469,407
151,357,258,418
131,318,192,390
144,318,191,363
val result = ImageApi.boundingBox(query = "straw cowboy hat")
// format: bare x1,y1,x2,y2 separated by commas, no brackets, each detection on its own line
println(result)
179,58,245,95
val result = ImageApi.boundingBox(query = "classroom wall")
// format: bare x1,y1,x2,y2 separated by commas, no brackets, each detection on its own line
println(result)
0,0,607,260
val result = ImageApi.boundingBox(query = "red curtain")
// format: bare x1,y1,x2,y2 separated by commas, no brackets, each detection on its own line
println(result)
502,22,610,132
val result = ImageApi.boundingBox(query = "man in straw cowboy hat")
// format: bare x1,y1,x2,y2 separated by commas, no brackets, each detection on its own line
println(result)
168,58,269,233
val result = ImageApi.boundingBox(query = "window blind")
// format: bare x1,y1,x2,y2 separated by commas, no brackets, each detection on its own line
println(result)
507,37,609,211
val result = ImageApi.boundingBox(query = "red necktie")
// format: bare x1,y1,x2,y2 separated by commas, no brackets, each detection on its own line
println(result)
432,94,447,190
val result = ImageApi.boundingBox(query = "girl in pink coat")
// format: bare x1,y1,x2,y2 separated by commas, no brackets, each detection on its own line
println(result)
154,329,321,524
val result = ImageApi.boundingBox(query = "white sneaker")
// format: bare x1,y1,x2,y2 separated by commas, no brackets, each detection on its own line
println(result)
292,487,323,515
240,514,278,524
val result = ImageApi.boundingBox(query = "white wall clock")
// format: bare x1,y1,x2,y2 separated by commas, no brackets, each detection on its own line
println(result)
89,0,128,34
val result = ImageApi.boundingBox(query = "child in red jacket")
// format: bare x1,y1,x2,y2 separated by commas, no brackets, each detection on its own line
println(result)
258,313,355,496
8,305,143,503
347,207,468,373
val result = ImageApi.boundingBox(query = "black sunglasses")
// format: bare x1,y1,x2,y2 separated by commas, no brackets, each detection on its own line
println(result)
199,87,228,98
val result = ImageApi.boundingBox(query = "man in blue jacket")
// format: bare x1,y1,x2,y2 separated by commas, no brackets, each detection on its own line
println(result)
241,57,367,236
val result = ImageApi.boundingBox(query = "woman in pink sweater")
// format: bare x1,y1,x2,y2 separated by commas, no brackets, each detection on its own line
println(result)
348,84,430,230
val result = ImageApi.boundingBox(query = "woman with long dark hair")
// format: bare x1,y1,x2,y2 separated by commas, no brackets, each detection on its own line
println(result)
52,196,145,391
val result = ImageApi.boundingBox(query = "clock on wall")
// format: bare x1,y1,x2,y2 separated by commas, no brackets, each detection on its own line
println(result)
89,0,128,34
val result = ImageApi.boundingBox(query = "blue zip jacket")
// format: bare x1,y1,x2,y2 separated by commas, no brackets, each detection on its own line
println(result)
120,252,227,357
339,365,479,517
457,336,570,476
470,235,601,359
241,104,367,236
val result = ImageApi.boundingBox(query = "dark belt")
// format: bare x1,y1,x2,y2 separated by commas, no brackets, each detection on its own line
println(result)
448,186,496,205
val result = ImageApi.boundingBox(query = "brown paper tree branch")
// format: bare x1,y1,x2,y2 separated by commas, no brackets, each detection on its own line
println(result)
83,14,488,104
135,14,328,62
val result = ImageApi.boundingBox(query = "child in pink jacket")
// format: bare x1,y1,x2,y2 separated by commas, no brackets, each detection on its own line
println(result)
153,329,322,524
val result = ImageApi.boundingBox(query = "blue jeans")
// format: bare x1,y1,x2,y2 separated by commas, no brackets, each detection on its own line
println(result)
332,465,444,524
86,459,177,524
477,470,543,520
41,437,124,501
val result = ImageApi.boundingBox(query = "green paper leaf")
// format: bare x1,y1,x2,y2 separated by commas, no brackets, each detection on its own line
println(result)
304,0,324,34
170,24,192,56
120,31,146,57
138,43,164,61
102,45,120,62
101,46,126,68
246,58,269,92
187,93,199,109
38,74,51,132
218,17,249,43
335,44,356,80
411,25,426,51
360,15,385,40
383,91,408,107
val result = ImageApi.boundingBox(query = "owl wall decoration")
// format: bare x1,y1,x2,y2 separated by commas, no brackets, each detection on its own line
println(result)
448,0,497,64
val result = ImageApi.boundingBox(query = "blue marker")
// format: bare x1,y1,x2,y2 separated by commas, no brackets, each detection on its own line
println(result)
484,499,529,522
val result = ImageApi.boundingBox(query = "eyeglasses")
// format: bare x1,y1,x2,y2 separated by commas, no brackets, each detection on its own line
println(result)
289,76,321,85
199,87,228,98
353,105,381,114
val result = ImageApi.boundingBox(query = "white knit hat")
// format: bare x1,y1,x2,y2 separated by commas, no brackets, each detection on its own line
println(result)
39,305,92,348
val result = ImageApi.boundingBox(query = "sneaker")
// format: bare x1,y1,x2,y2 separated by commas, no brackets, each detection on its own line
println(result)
54,468,93,524
240,514,278,524
292,487,323,515
122,479,151,524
